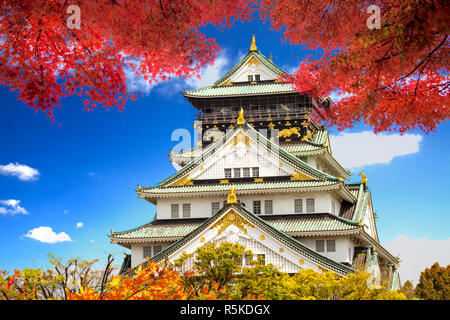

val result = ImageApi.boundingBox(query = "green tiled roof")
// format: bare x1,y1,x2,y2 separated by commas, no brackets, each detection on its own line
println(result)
265,214,359,233
184,82,296,98
112,218,204,240
140,180,339,195
112,213,358,241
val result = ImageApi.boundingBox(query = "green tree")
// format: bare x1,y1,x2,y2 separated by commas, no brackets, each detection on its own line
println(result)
415,263,450,300
174,242,251,297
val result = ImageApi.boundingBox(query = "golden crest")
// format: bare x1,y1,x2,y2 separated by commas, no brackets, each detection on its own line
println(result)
290,170,312,181
210,209,254,235
171,175,193,187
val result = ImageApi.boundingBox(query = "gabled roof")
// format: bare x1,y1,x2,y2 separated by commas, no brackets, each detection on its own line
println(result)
146,202,356,276
183,42,294,98
156,122,341,189
111,213,360,246
212,48,288,87
183,82,296,98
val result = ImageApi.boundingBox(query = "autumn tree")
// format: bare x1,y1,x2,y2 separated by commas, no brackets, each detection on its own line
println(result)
1,1,448,133
0,0,254,120
400,280,416,300
174,241,406,300
0,254,116,300
415,262,450,300
260,0,449,133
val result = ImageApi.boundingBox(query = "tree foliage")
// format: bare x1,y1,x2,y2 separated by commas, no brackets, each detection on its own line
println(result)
0,0,254,120
261,0,449,133
400,280,416,300
1,243,408,300
415,262,450,300
1,1,448,132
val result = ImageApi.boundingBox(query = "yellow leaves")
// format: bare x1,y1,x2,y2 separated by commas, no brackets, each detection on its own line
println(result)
109,275,121,287
134,264,143,276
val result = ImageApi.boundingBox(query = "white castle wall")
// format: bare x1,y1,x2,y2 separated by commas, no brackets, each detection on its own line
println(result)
156,191,343,220
298,237,356,265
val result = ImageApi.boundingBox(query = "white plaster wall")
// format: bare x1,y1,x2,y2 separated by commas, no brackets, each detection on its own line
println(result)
131,242,172,268
156,191,343,219
228,57,278,83
298,237,355,264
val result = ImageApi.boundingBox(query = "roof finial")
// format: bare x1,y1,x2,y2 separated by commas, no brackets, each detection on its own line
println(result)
269,52,273,61
359,171,367,184
237,107,245,125
250,33,257,52
227,184,237,204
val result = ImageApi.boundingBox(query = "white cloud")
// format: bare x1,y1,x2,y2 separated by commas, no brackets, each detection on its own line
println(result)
89,239,96,243
329,90,353,103
383,235,450,285
0,199,28,215
185,53,229,89
24,226,72,244
330,131,422,168
124,66,155,94
88,172,96,176
63,210,70,214
0,163,40,181
76,222,84,228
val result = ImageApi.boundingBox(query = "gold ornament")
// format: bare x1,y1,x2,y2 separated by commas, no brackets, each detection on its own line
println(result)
290,170,312,181
237,107,245,125
227,184,237,204
210,209,254,235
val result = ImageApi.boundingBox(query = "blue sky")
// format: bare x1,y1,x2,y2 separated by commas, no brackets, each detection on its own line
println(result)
0,19,448,284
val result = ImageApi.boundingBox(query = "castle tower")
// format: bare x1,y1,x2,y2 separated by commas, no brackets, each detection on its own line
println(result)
110,36,400,289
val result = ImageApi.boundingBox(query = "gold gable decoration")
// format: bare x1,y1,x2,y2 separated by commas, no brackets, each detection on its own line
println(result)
290,170,313,181
210,209,254,235
170,175,193,187
233,132,250,147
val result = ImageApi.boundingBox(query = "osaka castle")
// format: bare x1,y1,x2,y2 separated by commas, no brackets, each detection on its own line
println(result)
110,35,400,289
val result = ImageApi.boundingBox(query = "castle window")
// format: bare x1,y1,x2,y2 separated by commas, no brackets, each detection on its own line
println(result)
224,168,232,178
252,167,259,177
171,204,179,219
182,203,191,218
243,167,250,177
234,168,241,178
211,202,220,215
264,200,273,214
153,245,162,255
253,201,261,215
143,246,152,258
316,240,325,252
255,74,261,82
248,75,254,82
331,200,336,215
294,199,303,213
327,240,336,252
306,198,315,213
